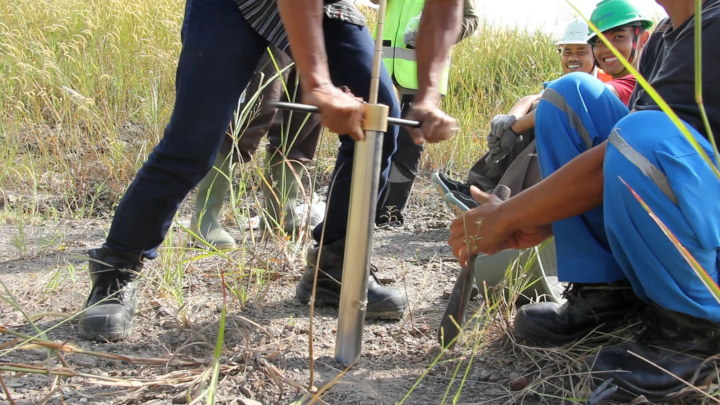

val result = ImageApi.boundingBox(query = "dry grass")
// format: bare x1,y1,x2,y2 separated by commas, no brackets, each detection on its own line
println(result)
0,1,554,221
2,1,718,404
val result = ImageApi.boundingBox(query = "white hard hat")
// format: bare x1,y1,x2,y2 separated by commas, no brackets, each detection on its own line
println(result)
555,18,590,45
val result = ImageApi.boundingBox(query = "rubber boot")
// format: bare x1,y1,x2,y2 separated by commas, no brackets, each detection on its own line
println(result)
261,153,303,236
191,151,236,249
376,161,416,227
78,247,143,342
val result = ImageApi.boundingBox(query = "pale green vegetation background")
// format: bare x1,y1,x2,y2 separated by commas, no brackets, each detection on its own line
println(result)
0,0,559,221
5,3,720,404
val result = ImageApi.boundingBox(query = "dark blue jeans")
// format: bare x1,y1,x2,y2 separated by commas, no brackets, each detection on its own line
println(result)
105,0,399,258
311,18,400,244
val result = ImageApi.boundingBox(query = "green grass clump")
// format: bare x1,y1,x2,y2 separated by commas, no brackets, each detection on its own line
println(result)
1,2,558,220
0,0,182,218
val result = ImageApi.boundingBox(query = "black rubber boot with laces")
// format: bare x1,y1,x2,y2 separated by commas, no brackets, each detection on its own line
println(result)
78,247,143,342
296,238,407,320
584,303,720,402
513,281,645,345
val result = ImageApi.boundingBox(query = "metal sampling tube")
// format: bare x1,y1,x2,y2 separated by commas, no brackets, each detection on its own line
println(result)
334,0,389,367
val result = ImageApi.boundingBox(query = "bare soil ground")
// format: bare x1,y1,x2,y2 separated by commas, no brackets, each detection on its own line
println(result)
0,177,580,405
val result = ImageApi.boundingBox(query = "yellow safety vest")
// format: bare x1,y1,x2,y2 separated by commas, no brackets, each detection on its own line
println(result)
380,0,450,95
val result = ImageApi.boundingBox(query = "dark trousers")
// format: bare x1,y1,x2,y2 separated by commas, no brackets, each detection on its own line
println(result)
105,0,399,257
310,19,400,245
375,93,422,224
222,47,321,164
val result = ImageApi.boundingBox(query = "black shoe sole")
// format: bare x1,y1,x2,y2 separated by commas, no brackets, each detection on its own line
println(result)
432,172,453,199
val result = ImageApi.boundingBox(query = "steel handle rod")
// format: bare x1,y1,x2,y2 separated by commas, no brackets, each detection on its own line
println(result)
271,101,421,128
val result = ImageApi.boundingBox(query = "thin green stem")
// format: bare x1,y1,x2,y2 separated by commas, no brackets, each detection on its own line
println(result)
694,0,719,165
568,0,720,180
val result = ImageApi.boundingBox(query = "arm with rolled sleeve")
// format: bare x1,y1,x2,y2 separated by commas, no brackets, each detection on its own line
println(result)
457,0,480,42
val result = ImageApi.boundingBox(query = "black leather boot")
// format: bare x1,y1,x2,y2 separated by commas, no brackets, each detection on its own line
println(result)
513,281,645,345
78,247,143,342
296,238,407,320
584,303,720,402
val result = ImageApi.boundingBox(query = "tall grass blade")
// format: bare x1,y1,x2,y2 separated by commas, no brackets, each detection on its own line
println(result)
693,0,718,163
205,271,229,405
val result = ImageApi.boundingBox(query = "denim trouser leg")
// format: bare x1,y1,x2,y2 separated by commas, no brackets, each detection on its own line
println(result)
375,94,424,224
105,0,267,258
604,111,720,321
312,19,400,245
535,72,629,282
232,48,295,163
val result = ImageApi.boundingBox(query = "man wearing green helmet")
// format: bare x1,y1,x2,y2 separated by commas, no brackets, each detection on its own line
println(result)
589,0,653,105
450,0,720,401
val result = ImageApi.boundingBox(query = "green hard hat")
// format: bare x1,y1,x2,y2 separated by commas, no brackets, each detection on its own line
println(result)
588,0,654,43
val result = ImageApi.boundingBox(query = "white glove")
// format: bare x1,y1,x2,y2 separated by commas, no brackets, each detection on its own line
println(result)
404,30,417,48
485,115,522,163
404,14,421,48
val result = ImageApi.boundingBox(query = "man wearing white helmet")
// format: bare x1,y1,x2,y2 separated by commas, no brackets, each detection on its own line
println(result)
477,4,651,174
556,19,599,76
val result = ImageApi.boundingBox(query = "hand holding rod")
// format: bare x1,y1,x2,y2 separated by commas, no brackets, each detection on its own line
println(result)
271,101,421,128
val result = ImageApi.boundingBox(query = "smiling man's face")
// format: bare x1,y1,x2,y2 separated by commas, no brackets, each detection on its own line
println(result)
593,26,640,78
558,43,595,75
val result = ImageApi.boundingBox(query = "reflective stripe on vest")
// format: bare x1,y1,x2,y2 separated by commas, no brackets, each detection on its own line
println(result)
383,46,417,61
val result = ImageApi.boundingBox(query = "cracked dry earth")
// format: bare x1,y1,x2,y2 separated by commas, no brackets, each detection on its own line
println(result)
0,177,559,405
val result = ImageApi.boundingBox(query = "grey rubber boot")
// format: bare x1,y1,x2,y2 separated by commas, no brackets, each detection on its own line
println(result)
296,238,408,320
261,153,303,236
78,247,143,342
191,151,236,249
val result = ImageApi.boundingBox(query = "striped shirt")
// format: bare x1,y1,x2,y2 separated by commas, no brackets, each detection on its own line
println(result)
234,0,366,50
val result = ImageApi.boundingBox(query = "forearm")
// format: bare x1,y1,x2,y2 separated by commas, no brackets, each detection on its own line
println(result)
276,0,365,140
507,94,540,117
499,141,606,231
502,94,539,134
511,109,536,134
457,0,480,42
276,0,331,91
414,0,463,106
